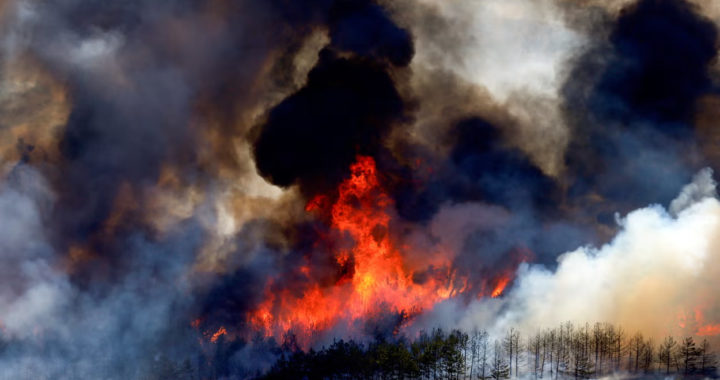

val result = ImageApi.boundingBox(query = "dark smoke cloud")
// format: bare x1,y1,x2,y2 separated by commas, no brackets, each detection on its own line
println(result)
253,49,407,195
391,117,558,221
563,0,718,210
252,0,413,196
592,0,717,127
328,0,414,66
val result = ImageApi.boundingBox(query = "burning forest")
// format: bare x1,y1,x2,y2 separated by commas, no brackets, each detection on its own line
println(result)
2,0,720,378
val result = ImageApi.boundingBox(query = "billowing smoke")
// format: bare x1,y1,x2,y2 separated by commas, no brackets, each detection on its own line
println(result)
1,0,720,378
409,169,720,340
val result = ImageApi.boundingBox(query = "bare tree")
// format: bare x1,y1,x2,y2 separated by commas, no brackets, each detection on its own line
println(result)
571,324,593,378
514,330,521,378
479,331,490,380
491,340,510,380
547,328,556,379
640,339,654,373
554,324,570,378
469,329,489,380
539,330,548,378
468,329,478,380
528,333,541,379
629,332,644,372
612,326,625,372
503,328,520,377
591,323,603,375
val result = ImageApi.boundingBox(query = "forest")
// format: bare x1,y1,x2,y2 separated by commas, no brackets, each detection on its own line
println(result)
258,322,718,380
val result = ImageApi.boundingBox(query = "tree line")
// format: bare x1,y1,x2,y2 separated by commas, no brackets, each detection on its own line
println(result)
260,322,718,379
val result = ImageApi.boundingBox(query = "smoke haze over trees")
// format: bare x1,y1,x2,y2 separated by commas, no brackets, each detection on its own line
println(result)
260,322,717,379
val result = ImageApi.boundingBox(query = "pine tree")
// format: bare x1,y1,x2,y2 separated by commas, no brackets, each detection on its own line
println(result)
658,336,676,374
699,338,718,376
679,336,700,375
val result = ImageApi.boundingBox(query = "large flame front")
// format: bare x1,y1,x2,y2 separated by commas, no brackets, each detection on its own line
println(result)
245,155,524,346
247,156,466,343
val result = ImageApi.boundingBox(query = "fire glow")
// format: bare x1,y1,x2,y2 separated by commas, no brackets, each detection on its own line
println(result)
491,276,510,298
679,307,720,337
246,155,517,345
210,327,228,343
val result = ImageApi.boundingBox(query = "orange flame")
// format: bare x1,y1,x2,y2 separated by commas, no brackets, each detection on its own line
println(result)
697,324,720,336
677,306,720,336
246,155,527,346
693,308,720,337
210,326,227,343
248,156,464,344
491,276,510,298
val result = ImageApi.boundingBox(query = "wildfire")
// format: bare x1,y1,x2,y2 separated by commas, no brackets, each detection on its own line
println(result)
693,308,720,337
677,306,720,337
248,155,466,344
697,324,720,336
246,155,526,346
484,248,530,299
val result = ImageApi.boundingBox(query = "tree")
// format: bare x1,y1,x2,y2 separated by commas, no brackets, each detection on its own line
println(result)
658,336,676,374
539,330,549,378
629,332,643,372
547,328,556,378
699,338,717,376
611,326,625,372
443,330,466,379
458,330,469,380
411,334,429,379
571,324,594,379
557,322,574,376
259,323,720,380
591,323,603,375
554,325,566,378
529,333,542,379
469,329,489,380
503,328,514,377
479,331,491,380
491,340,510,380
640,339,654,373
678,336,700,375
514,329,521,378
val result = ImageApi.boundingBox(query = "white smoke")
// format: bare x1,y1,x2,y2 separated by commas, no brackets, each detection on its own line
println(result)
0,164,70,338
413,169,720,341
398,0,587,175
412,0,583,101
0,164,200,379
669,168,717,216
